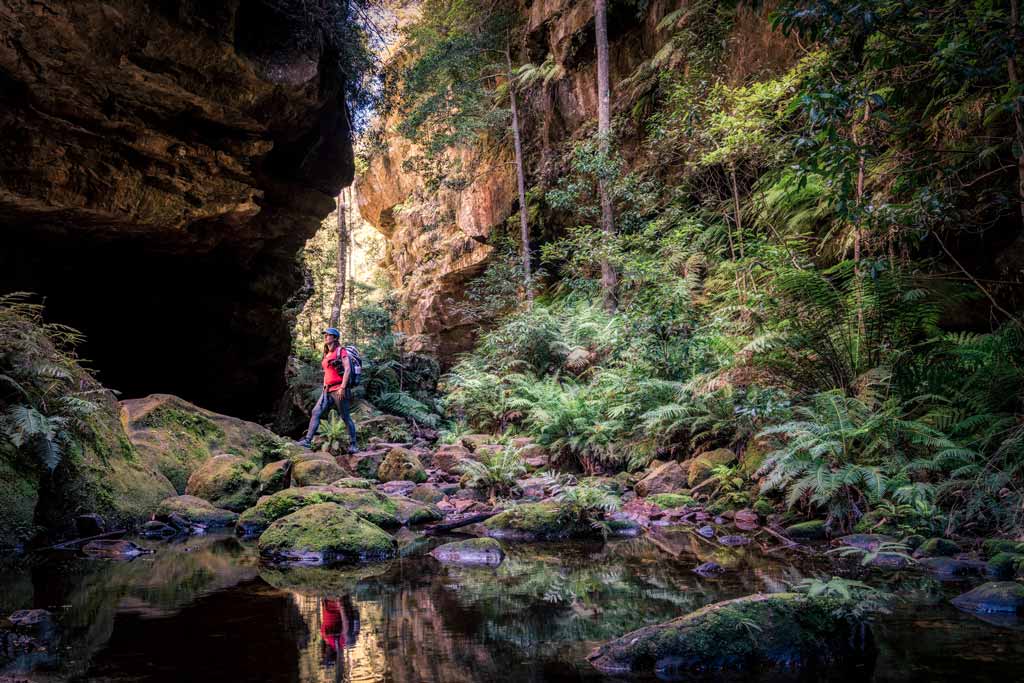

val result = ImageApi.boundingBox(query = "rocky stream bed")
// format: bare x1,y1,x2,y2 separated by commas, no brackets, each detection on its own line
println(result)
2,398,1024,682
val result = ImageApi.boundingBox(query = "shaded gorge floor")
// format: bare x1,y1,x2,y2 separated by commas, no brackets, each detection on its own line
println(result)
1,529,1022,682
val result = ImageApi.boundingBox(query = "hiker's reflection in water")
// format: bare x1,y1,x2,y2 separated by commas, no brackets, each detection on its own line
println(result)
321,595,361,670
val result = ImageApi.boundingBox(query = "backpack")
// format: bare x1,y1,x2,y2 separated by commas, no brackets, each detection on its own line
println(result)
335,345,362,386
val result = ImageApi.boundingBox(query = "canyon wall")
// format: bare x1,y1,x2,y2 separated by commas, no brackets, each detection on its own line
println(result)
356,0,793,362
0,0,355,417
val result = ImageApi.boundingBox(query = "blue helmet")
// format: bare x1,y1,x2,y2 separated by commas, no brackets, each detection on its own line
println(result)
324,327,340,338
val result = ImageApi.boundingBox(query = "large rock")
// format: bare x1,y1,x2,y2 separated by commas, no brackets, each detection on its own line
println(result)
258,460,292,495
634,461,689,497
185,454,261,512
156,495,238,528
292,458,347,487
687,448,738,487
1,0,356,418
121,394,290,493
483,502,591,541
349,449,388,479
588,593,874,676
409,483,445,505
377,447,427,483
951,582,1024,614
433,444,473,472
257,503,396,565
391,497,444,526
236,485,400,536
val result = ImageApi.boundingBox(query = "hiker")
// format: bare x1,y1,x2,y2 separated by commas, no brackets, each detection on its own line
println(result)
298,327,359,452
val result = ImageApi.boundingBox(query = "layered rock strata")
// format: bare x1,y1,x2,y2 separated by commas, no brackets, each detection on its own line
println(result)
0,0,355,416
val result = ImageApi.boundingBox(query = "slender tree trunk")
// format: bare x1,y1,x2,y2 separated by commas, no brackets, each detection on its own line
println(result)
329,190,347,328
595,0,618,311
728,165,753,297
1009,0,1024,225
506,41,533,304
347,186,356,311
853,101,871,340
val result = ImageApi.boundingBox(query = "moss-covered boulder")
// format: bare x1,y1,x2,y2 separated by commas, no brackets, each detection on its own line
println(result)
686,448,737,487
587,593,874,676
236,485,400,537
156,495,238,528
430,538,505,566
484,502,592,540
0,310,180,547
349,450,386,479
377,447,427,483
785,520,828,542
258,460,292,495
121,394,289,493
982,539,1024,559
648,493,696,509
634,461,688,497
912,537,962,559
257,503,397,565
292,458,346,486
392,496,444,526
184,454,260,512
986,553,1024,579
409,483,445,505
951,581,1024,614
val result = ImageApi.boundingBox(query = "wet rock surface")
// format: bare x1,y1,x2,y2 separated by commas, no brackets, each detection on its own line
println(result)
257,503,396,565
156,495,239,529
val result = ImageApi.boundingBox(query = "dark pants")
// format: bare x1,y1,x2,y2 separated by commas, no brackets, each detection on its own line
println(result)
304,386,357,447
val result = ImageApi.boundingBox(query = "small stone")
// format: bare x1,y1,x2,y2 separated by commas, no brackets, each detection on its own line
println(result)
697,525,715,538
733,509,759,531
409,484,445,505
693,561,724,577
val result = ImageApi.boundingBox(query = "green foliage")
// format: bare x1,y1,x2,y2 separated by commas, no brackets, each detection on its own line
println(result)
317,415,352,454
456,448,526,503
0,294,100,472
554,483,621,536
793,576,892,620
757,389,959,532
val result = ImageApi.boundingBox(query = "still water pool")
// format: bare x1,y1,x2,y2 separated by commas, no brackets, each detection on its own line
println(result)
1,529,1021,682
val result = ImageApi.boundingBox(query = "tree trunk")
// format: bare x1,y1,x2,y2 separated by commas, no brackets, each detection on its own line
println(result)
506,41,533,303
853,101,870,340
595,0,618,311
347,186,356,311
329,190,347,328
1009,0,1024,225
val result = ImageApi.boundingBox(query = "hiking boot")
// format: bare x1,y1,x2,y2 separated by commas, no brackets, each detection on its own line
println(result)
296,438,312,449
347,444,359,454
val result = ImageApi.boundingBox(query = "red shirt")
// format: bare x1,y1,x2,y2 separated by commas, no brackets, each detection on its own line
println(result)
322,346,347,389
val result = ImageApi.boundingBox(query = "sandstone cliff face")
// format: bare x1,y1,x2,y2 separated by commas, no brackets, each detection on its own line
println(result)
0,0,355,417
355,0,677,360
356,1,797,362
